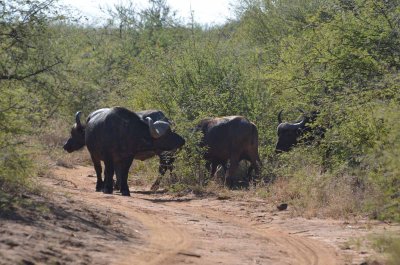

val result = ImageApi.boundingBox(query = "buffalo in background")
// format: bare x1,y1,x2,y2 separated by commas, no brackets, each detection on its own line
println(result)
275,109,323,152
195,116,261,187
63,107,185,196
135,110,178,190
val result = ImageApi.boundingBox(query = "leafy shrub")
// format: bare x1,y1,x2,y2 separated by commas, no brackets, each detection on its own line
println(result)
0,147,33,193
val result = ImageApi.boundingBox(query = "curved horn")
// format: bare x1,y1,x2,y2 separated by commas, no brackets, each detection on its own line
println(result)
146,117,170,139
146,117,158,138
75,111,82,127
300,117,307,126
293,116,306,128
277,110,283,124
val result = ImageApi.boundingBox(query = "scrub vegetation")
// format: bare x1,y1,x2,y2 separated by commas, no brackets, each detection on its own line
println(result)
1,0,399,225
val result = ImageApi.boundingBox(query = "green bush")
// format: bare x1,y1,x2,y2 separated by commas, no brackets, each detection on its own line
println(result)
0,147,33,193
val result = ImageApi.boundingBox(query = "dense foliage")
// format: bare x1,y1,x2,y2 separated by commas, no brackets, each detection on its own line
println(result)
0,0,399,220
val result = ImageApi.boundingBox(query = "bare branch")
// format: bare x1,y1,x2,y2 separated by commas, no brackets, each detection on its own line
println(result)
0,60,63,81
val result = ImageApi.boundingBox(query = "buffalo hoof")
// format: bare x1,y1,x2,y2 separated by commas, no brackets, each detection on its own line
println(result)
103,187,113,194
150,177,161,192
121,190,130,196
95,185,103,192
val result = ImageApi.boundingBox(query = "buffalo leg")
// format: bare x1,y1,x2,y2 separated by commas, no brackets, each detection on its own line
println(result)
220,163,228,176
158,158,167,176
246,164,259,185
103,159,114,194
247,165,254,184
246,162,257,184
91,157,103,192
226,157,239,188
115,157,134,196
167,156,175,175
150,177,161,192
210,162,218,178
152,153,175,191
203,162,218,186
248,152,261,184
151,155,168,191
254,155,261,179
210,162,227,185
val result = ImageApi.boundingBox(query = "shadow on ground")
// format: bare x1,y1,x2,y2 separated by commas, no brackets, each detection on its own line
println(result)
0,190,142,265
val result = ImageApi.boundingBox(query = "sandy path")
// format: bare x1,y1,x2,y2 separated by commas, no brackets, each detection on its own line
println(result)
40,165,398,265
48,166,192,265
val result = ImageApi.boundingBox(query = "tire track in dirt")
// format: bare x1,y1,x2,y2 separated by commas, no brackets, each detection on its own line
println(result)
132,194,340,265
200,206,338,265
51,165,342,265
114,202,192,265
50,166,193,265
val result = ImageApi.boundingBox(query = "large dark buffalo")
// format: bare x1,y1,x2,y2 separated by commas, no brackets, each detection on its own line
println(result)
63,107,185,196
195,116,261,187
275,110,322,152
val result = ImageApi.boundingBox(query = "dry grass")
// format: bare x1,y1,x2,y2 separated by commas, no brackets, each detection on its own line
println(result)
128,159,161,187
183,160,374,220
247,165,371,219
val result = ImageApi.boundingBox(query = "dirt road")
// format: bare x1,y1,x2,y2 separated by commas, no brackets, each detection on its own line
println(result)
1,165,397,265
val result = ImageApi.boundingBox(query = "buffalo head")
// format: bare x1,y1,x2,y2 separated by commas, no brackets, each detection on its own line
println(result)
63,111,86,153
146,117,185,152
275,110,308,152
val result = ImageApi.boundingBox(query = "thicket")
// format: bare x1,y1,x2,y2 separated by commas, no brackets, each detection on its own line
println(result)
0,0,399,221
